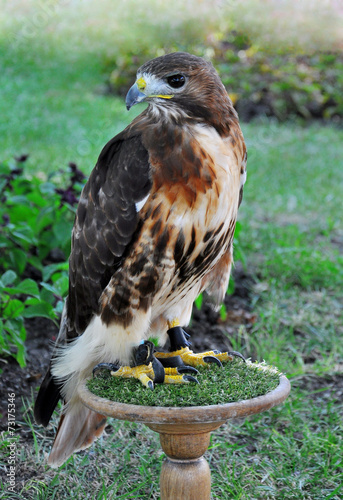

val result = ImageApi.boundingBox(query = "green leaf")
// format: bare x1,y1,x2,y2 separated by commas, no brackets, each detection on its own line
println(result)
0,270,17,286
194,293,203,310
52,219,73,247
42,262,69,282
16,344,26,368
3,299,25,319
24,297,41,306
12,227,36,246
52,274,69,297
22,302,57,320
9,248,28,276
40,181,58,195
4,279,40,298
27,255,44,272
54,300,65,315
39,286,55,304
40,282,58,294
27,189,49,207
3,319,27,367
227,277,235,295
219,304,227,321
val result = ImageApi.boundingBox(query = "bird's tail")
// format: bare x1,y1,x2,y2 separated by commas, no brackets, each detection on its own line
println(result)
47,400,107,468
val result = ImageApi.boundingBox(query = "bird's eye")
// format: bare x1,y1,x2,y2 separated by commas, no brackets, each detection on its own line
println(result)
167,74,186,89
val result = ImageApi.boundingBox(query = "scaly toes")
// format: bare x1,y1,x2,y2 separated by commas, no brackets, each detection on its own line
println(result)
92,361,155,390
155,354,199,375
156,347,245,368
164,367,199,385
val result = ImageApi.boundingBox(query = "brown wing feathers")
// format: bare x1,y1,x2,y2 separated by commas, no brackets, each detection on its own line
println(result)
34,132,152,426
68,132,152,336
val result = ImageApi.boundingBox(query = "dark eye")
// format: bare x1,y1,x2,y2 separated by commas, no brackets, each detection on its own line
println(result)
167,74,186,89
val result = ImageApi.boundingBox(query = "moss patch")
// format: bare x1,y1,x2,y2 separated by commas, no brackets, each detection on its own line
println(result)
87,359,282,407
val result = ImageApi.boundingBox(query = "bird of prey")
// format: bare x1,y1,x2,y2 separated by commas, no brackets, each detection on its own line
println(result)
34,52,247,467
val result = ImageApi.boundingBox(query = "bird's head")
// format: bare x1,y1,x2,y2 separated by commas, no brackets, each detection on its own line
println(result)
125,52,236,132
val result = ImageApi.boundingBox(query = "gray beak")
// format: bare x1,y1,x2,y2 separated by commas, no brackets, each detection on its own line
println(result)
126,83,146,110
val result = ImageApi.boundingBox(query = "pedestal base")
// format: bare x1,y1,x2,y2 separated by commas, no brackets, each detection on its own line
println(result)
78,375,290,499
147,424,220,500
161,457,211,500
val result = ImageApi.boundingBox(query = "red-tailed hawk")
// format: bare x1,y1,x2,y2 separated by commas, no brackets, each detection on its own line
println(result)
34,52,247,467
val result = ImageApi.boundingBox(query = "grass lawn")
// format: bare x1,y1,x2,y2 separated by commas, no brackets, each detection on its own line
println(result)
1,6,343,500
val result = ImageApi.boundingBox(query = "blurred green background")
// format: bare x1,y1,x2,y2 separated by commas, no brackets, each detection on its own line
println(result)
1,0,343,173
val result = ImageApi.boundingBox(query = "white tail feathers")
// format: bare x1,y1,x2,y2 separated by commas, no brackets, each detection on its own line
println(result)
48,400,107,468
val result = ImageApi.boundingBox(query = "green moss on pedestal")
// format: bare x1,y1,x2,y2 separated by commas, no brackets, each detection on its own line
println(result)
87,359,282,407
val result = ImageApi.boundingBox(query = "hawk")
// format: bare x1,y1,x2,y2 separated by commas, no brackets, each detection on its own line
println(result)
34,52,247,467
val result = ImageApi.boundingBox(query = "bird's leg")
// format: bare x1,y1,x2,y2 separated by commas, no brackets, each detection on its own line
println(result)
93,341,157,389
93,340,198,390
155,319,245,368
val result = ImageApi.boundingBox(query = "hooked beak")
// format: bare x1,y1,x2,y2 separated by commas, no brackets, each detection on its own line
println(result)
126,83,146,110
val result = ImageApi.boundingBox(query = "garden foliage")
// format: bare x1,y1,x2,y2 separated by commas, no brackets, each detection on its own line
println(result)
108,32,343,123
0,157,85,366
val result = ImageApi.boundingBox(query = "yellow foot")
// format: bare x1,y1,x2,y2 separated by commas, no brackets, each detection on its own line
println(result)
111,363,156,389
93,356,198,389
159,323,246,368
93,362,155,389
156,346,238,368
163,366,199,385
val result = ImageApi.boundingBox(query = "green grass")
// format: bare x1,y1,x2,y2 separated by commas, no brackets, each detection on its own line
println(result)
1,4,343,499
87,360,281,407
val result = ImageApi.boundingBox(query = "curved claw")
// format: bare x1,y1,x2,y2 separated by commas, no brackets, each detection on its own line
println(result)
93,362,119,377
228,351,246,362
177,366,199,375
147,380,154,390
183,375,200,384
203,355,223,367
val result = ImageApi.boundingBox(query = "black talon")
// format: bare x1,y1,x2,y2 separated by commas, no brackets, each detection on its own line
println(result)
183,375,200,384
147,380,154,391
203,356,223,367
182,330,192,345
151,357,165,384
177,366,199,375
228,351,246,362
92,362,119,376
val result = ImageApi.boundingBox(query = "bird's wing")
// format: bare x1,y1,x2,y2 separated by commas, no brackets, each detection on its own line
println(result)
34,127,152,427
67,129,152,338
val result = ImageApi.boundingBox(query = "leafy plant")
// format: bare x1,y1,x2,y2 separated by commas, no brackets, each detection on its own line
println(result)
0,157,86,366
0,270,57,367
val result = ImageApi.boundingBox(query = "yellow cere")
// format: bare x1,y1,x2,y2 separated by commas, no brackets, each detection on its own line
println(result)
136,77,146,91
